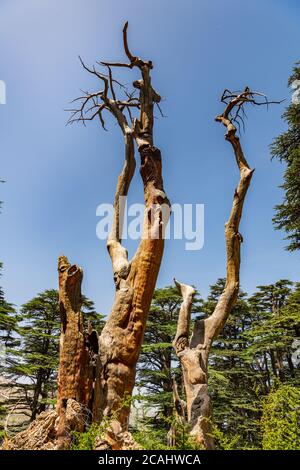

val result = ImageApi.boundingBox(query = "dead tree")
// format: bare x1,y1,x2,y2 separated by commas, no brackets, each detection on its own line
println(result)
3,256,98,450
69,23,170,434
3,23,169,451
172,88,281,449
167,377,187,447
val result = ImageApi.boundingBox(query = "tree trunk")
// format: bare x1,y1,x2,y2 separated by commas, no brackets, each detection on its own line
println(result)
275,348,285,382
172,280,214,449
86,24,171,433
286,351,295,378
172,89,258,449
167,377,187,447
56,255,96,447
270,349,278,377
3,255,98,450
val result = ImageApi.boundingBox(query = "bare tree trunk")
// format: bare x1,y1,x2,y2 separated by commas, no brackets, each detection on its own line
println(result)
30,371,44,421
56,255,96,447
270,349,278,377
70,24,170,434
286,351,295,378
171,88,278,449
275,348,285,382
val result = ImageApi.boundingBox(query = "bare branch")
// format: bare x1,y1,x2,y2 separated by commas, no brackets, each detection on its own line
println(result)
122,21,137,63
100,61,132,69
78,56,109,97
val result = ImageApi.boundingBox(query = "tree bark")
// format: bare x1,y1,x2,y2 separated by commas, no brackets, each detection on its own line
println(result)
173,89,256,449
87,24,171,433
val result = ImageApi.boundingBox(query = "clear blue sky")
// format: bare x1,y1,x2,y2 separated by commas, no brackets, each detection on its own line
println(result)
0,0,299,315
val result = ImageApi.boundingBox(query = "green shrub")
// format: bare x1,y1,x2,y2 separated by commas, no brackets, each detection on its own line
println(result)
261,384,300,450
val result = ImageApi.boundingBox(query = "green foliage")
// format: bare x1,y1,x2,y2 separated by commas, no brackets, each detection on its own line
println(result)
72,422,105,450
243,280,299,385
133,414,203,450
0,262,18,349
261,384,300,450
133,427,172,450
135,280,300,450
271,61,300,251
213,426,242,450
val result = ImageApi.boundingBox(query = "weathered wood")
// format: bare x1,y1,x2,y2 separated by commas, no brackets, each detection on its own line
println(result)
84,23,171,432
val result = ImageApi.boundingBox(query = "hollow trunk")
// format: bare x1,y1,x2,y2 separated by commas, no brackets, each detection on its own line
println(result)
3,255,98,450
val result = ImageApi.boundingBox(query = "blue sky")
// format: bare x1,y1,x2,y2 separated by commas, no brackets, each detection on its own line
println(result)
0,0,299,315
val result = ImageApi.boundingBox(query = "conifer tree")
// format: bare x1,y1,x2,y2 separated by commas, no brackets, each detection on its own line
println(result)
202,279,261,449
244,280,297,384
